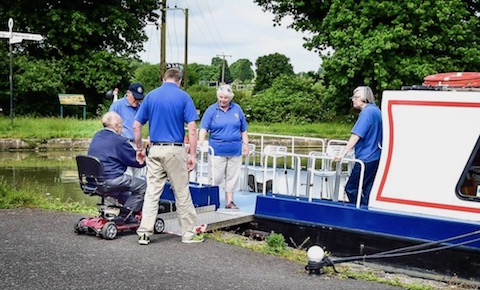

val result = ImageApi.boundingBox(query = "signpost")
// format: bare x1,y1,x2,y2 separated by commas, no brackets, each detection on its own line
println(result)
58,94,87,120
0,18,43,126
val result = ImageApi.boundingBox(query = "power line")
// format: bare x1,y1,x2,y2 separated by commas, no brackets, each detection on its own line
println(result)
180,0,217,61
193,0,223,52
203,0,227,52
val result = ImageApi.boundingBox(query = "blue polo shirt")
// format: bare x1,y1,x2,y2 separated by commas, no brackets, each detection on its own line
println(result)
200,102,248,156
135,82,198,142
109,96,140,140
351,103,382,163
87,129,145,180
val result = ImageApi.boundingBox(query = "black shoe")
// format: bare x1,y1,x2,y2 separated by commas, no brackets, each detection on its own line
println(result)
124,215,138,224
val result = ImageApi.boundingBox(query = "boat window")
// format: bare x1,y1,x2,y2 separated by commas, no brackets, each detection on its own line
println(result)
457,137,480,201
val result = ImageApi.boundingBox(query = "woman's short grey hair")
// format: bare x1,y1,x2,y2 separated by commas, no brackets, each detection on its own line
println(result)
217,84,234,100
353,86,375,104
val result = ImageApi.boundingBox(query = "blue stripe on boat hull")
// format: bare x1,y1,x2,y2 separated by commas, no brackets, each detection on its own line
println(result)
254,194,480,250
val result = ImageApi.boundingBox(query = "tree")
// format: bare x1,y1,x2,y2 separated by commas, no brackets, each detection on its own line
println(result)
14,56,67,116
254,53,294,93
254,0,480,113
230,59,254,82
249,74,324,123
134,63,161,94
0,0,160,116
189,63,219,83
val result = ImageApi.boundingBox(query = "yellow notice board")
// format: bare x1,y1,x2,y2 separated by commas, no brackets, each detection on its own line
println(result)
58,94,86,106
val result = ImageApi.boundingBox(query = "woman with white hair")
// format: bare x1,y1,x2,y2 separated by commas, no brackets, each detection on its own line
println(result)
334,86,382,206
198,84,249,209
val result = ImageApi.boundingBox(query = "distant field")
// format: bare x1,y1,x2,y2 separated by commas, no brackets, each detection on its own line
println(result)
0,116,352,140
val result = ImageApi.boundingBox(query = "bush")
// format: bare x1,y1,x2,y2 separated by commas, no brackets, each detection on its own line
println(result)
249,75,330,124
265,232,287,255
187,84,217,117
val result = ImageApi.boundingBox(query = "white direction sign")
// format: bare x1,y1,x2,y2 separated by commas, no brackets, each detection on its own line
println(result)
0,18,43,44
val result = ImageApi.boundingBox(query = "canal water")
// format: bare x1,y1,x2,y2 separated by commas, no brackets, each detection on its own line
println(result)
0,144,323,207
0,150,97,206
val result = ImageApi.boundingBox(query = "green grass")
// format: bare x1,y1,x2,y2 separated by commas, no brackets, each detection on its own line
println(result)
207,231,442,290
0,180,96,215
248,122,352,139
0,116,102,139
0,116,352,140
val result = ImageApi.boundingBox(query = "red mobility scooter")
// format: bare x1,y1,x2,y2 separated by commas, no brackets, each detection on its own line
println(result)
73,155,164,240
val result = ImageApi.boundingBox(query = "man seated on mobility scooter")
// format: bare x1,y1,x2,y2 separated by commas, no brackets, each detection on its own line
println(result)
87,111,146,224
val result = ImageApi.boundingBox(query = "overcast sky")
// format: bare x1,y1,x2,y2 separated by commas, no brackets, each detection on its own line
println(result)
138,0,322,73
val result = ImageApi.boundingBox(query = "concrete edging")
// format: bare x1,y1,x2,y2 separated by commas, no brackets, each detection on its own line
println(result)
0,138,91,151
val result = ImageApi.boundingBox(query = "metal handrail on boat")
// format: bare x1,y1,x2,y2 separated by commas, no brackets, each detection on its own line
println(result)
244,149,365,208
303,152,365,208
248,133,326,168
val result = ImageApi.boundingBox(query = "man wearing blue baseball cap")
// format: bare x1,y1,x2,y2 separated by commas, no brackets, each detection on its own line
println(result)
109,82,146,178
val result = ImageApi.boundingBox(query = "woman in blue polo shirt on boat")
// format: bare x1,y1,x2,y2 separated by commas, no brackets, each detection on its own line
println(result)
198,84,249,209
334,86,382,206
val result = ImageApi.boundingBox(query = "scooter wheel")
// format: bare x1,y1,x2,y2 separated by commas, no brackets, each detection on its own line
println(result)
154,218,165,234
74,218,86,234
101,222,118,240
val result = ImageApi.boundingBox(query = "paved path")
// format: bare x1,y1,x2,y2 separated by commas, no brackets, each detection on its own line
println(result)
0,208,402,290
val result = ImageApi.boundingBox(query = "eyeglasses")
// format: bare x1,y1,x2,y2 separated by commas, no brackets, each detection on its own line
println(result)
351,95,361,101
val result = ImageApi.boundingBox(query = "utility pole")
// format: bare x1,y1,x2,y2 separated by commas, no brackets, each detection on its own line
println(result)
183,8,188,89
160,0,167,81
0,18,43,127
217,53,232,84
161,2,189,89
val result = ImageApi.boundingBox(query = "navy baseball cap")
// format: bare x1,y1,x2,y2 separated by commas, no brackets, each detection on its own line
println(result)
128,83,145,100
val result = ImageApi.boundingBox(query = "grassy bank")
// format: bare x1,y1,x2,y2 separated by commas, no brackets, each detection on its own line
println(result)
0,181,96,215
0,116,352,140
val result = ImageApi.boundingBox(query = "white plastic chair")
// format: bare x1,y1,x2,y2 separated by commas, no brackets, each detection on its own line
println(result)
246,145,288,194
194,141,214,185
307,143,354,200
307,150,335,199
242,143,257,191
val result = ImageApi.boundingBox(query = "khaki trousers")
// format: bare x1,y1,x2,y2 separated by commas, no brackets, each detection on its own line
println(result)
137,145,197,239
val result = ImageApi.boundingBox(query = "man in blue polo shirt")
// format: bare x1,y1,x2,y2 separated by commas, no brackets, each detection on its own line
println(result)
88,111,146,222
109,82,145,178
133,68,203,245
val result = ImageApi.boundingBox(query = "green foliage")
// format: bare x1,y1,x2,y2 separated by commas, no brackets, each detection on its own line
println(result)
265,232,287,255
208,231,307,263
134,63,161,94
189,63,219,83
187,84,217,116
249,74,327,123
231,89,252,111
0,180,96,214
14,56,67,116
230,59,255,82
0,116,102,139
255,0,480,113
0,116,352,140
254,53,295,93
0,1,159,116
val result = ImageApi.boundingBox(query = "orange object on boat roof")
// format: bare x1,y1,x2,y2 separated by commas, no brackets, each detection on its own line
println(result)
423,72,480,87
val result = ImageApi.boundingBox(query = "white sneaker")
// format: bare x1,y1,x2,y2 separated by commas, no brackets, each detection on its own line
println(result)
182,235,205,244
138,234,150,245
